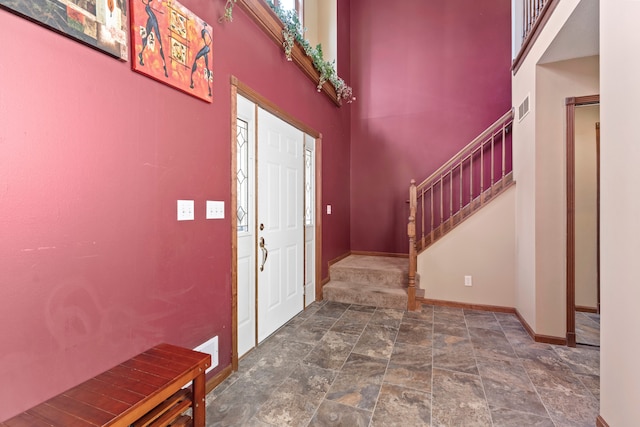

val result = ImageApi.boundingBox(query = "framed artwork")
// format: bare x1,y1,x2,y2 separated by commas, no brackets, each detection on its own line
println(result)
0,0,129,60
131,0,213,102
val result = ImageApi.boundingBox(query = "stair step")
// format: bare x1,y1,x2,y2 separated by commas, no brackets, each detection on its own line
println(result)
323,280,407,310
330,255,408,288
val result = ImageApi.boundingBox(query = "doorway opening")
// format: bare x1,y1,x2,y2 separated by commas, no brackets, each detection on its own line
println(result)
566,95,600,348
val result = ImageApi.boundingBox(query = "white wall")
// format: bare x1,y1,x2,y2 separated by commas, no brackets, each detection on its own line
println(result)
511,0,601,337
574,105,599,309
417,186,516,308
535,56,599,337
600,1,640,424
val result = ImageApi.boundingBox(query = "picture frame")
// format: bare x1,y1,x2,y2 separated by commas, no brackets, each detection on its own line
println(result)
131,0,213,102
0,0,129,61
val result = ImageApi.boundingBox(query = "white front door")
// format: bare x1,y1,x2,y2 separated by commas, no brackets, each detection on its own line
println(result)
236,95,256,358
257,108,304,342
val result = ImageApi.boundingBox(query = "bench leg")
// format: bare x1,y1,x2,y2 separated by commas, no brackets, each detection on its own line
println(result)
192,372,206,427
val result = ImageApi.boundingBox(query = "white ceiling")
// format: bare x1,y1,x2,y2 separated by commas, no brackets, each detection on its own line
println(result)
539,0,599,64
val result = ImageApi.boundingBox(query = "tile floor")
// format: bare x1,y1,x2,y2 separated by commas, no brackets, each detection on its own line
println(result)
206,302,600,426
576,312,600,347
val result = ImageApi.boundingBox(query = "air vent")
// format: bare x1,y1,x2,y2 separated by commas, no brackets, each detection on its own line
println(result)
518,94,530,122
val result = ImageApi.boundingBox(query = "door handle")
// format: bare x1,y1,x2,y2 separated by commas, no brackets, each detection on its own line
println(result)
259,237,268,272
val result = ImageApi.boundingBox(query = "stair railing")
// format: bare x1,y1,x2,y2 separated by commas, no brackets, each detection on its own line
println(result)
407,109,514,309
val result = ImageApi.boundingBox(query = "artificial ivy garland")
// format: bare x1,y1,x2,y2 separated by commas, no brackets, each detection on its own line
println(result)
221,0,355,104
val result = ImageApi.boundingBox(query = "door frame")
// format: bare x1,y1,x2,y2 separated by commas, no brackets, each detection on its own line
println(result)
230,76,323,369
565,94,599,347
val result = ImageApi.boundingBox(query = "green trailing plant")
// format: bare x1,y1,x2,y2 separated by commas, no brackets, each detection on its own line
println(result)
266,0,354,103
219,0,237,23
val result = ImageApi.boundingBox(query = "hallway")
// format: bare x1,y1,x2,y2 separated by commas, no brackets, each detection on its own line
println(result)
207,302,599,426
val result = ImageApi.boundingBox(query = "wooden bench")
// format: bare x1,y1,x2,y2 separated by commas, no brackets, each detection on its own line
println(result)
0,343,211,427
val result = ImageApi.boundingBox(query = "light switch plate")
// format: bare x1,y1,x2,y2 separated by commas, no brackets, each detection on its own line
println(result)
326,205,332,215
206,200,225,219
177,200,195,221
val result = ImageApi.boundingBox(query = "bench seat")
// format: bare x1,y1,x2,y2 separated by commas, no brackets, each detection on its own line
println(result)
1,343,211,427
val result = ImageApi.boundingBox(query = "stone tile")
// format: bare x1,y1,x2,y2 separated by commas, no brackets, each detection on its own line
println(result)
330,310,373,336
494,312,522,326
522,356,591,396
575,373,600,400
304,331,358,370
585,312,600,324
433,321,468,338
538,387,600,427
280,362,338,405
385,342,432,392
403,304,434,324
552,345,600,376
501,323,534,343
476,357,548,417
369,308,404,327
433,306,465,324
371,383,431,426
253,389,317,427
468,327,517,361
432,333,478,375
431,368,492,426
463,310,502,331
509,340,556,361
307,399,371,427
490,408,555,427
348,304,377,313
326,353,387,411
395,320,432,347
352,323,398,359
207,377,271,426
315,301,352,319
289,316,337,344
576,322,600,347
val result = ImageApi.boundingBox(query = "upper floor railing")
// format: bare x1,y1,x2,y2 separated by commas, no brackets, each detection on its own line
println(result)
513,0,559,73
523,0,548,40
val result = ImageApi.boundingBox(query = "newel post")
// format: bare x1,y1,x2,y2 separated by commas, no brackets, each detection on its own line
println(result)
408,180,417,311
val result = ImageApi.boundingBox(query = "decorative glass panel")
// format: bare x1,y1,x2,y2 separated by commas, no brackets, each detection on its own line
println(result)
305,147,313,226
237,119,249,232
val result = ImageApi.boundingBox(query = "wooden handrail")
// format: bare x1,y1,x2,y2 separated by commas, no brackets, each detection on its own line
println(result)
407,109,515,310
415,109,514,190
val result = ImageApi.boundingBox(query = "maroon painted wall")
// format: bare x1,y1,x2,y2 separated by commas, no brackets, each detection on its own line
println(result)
349,0,512,253
0,0,350,419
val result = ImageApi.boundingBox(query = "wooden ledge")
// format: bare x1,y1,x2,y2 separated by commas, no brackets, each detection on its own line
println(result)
236,0,341,106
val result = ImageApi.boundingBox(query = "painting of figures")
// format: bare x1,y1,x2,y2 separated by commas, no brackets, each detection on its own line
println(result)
131,0,213,102
0,0,129,60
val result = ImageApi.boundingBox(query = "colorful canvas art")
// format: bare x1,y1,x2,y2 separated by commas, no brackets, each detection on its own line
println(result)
0,0,129,60
131,0,213,102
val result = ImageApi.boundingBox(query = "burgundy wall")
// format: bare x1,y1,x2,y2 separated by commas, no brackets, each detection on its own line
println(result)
349,0,512,253
0,0,350,419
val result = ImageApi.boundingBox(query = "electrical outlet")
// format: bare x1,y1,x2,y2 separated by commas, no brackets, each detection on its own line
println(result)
177,200,195,221
464,276,473,287
194,336,219,373
326,205,332,215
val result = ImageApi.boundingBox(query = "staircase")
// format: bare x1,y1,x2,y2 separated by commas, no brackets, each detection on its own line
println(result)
323,110,514,311
322,255,418,309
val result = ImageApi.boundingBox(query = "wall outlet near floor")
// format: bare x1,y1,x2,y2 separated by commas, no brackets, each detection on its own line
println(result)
194,336,219,373
464,275,473,287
